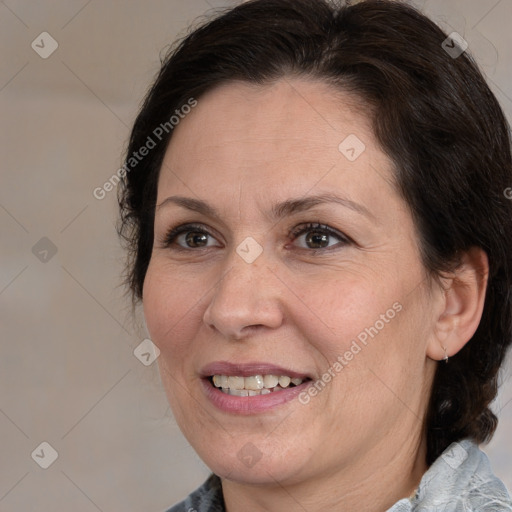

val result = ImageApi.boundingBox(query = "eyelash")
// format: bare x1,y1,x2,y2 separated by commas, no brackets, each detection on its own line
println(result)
161,222,352,253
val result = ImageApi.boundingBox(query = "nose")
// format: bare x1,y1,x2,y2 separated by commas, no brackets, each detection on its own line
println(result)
202,250,284,341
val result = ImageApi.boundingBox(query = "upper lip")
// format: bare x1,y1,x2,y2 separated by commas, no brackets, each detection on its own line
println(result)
200,361,312,379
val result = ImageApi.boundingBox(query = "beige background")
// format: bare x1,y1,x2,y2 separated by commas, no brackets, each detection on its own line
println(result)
1,1,511,510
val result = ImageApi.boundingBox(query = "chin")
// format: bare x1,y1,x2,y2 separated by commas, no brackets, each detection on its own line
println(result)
193,433,316,486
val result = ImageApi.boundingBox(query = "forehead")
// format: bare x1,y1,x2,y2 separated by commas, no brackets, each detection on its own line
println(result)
166,78,372,152
157,78,395,211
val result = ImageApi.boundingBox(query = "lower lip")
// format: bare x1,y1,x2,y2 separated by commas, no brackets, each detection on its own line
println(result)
201,378,311,414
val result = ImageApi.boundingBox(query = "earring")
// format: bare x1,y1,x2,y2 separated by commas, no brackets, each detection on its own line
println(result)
442,347,449,363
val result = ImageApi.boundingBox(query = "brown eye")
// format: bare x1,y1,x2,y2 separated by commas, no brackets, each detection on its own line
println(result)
163,223,221,249
184,231,209,248
304,230,330,249
290,223,350,251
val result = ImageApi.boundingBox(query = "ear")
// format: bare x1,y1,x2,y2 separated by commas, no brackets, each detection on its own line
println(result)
427,247,489,361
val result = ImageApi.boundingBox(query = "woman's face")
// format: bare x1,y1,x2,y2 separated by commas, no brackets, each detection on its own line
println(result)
143,78,441,486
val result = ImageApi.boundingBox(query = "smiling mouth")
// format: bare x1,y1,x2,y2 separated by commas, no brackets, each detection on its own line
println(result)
208,374,311,396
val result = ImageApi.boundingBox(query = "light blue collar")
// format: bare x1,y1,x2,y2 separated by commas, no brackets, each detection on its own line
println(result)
387,439,512,511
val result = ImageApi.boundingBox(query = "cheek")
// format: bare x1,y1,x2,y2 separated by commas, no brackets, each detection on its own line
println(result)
142,262,204,357
294,273,398,345
295,270,426,400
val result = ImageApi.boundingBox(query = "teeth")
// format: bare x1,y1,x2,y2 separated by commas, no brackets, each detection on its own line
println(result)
228,388,249,397
245,375,264,390
212,374,305,395
278,376,291,387
212,375,227,387
263,375,279,388
227,376,245,389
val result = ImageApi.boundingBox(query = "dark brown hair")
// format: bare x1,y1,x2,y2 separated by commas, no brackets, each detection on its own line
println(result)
118,0,512,464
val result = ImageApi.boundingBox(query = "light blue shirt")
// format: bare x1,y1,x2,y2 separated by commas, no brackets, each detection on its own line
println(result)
389,439,512,511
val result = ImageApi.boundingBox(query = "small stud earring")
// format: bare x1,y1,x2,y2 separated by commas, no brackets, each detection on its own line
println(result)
442,347,449,363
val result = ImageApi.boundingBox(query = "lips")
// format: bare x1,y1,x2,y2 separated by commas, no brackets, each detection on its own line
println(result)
200,361,313,413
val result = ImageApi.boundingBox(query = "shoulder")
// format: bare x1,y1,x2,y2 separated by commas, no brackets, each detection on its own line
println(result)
461,451,512,511
163,474,224,512
412,439,512,512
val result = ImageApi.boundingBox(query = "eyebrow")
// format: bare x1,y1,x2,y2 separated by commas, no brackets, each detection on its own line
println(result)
156,193,374,221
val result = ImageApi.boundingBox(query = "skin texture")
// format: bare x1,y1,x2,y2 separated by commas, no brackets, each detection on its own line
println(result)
142,78,488,512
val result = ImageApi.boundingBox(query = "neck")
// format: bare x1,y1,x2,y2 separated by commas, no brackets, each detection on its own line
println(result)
222,433,428,512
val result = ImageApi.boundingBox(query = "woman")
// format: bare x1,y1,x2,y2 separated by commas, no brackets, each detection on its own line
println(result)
118,0,512,510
